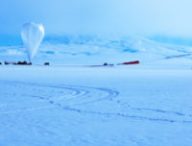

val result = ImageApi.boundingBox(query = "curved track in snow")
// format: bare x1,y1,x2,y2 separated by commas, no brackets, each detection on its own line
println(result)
0,81,119,113
0,80,192,124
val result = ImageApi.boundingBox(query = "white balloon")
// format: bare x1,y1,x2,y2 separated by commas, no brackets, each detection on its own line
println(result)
21,22,45,61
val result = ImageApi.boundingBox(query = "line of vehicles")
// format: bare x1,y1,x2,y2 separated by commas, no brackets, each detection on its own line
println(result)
0,60,139,67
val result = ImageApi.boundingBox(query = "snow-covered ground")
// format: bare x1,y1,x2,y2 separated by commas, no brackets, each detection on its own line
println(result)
0,36,192,146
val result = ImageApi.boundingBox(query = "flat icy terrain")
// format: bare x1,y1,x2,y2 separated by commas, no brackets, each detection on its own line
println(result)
0,67,192,146
0,37,192,146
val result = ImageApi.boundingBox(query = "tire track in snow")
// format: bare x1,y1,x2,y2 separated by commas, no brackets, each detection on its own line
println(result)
39,99,192,124
0,80,192,124
0,81,119,114
131,107,187,117
116,101,191,117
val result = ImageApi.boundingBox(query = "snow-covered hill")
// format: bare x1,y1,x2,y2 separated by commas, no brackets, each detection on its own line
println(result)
0,36,192,69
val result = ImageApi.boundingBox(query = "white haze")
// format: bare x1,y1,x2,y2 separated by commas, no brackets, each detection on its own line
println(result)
0,0,192,37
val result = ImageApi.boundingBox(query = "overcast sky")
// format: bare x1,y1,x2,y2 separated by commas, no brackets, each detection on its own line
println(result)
0,0,192,37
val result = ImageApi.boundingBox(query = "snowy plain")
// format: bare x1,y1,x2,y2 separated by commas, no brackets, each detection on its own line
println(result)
0,36,192,146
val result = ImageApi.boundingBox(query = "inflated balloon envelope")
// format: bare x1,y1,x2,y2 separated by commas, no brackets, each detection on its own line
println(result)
21,22,45,62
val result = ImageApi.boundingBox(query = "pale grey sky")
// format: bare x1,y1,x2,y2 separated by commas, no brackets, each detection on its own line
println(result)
0,0,192,37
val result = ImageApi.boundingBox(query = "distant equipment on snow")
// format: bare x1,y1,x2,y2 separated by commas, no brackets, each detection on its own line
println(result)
21,22,45,62
118,60,140,65
44,62,50,66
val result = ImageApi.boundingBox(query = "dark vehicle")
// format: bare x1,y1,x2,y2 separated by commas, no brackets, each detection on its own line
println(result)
17,61,32,65
4,61,12,65
103,62,114,67
44,62,50,66
4,61,32,65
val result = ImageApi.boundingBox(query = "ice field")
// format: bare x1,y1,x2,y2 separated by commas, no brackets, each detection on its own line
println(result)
0,37,192,146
